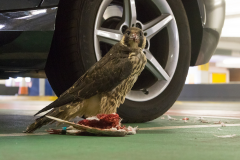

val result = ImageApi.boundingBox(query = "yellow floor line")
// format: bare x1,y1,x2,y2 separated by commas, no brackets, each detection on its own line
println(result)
139,124,240,131
0,96,57,101
0,133,48,137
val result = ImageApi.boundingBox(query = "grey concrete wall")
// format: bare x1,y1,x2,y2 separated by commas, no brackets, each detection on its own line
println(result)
1,83,240,101
178,84,240,101
0,84,18,95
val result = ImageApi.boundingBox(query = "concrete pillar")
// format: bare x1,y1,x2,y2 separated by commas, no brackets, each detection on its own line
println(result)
197,63,209,83
10,78,16,86
39,78,45,96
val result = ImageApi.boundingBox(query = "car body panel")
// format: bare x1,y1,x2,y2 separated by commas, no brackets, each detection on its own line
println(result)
194,0,226,65
0,7,57,31
181,0,203,66
199,0,225,33
0,7,56,78
0,31,53,69
0,0,41,11
40,0,60,7
182,0,225,66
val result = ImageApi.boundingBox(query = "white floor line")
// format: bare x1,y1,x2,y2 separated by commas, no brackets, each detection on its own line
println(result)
1,124,240,136
164,114,240,120
139,124,240,131
0,132,48,137
196,116,240,120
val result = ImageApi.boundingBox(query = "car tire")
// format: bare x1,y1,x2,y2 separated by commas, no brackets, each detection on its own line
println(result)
118,0,191,122
45,0,191,123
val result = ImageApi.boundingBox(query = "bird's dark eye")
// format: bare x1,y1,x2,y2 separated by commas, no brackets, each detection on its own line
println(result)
126,31,130,35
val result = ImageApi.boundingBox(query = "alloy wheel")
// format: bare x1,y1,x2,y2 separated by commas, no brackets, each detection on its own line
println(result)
94,0,179,102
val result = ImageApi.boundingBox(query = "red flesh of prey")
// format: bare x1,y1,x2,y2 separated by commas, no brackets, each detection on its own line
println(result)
78,114,126,130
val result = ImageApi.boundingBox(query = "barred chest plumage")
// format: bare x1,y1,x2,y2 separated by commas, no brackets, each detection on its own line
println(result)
128,50,147,75
114,50,147,101
99,50,147,114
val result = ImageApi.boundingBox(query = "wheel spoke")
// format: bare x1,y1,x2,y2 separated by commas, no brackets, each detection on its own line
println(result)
143,14,173,40
122,0,137,27
96,28,123,45
144,49,170,81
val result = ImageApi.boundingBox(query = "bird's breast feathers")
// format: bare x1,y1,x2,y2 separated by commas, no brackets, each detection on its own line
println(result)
99,50,147,112
128,50,147,75
112,50,147,102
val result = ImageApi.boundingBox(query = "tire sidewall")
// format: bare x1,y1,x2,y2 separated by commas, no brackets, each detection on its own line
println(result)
78,0,103,70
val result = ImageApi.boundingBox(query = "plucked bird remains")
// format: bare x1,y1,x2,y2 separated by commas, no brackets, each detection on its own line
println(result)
25,27,147,133
46,114,138,136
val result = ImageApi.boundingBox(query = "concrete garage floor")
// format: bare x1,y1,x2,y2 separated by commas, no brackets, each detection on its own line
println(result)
0,97,240,160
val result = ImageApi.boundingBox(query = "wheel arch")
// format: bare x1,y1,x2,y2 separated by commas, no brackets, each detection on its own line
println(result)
181,0,203,66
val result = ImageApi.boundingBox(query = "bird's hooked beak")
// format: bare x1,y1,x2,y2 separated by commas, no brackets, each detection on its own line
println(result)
129,33,139,42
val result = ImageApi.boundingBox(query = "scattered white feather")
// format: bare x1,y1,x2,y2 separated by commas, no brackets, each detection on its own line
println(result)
214,134,236,138
109,128,118,131
195,117,204,121
195,117,208,123
86,116,100,121
67,126,75,130
67,126,80,131
167,115,177,121
127,126,138,135
221,122,226,127
218,128,222,131
67,130,82,135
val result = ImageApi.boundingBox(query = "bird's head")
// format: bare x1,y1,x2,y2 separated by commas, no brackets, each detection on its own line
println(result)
121,27,146,49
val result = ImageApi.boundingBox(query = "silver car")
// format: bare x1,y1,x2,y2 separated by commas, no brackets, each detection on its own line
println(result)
0,0,225,122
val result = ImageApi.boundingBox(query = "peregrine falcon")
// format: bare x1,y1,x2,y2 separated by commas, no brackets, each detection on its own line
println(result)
25,27,147,133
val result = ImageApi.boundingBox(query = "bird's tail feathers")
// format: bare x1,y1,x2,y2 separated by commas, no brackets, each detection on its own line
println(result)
24,103,84,133
24,107,67,133
24,115,53,133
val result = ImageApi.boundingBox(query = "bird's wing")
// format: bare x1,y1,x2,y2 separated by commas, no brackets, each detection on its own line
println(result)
35,43,133,116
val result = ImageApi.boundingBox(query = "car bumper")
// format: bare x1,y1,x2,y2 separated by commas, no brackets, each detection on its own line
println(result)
194,0,225,65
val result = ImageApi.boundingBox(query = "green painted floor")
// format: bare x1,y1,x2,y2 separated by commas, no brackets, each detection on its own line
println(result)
0,99,240,160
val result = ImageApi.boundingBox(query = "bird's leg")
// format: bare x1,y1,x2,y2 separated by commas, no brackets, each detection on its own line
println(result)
81,115,87,119
47,128,66,135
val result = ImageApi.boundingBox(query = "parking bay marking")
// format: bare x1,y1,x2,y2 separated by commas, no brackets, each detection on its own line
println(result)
139,124,240,131
1,124,240,137
0,133,48,137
